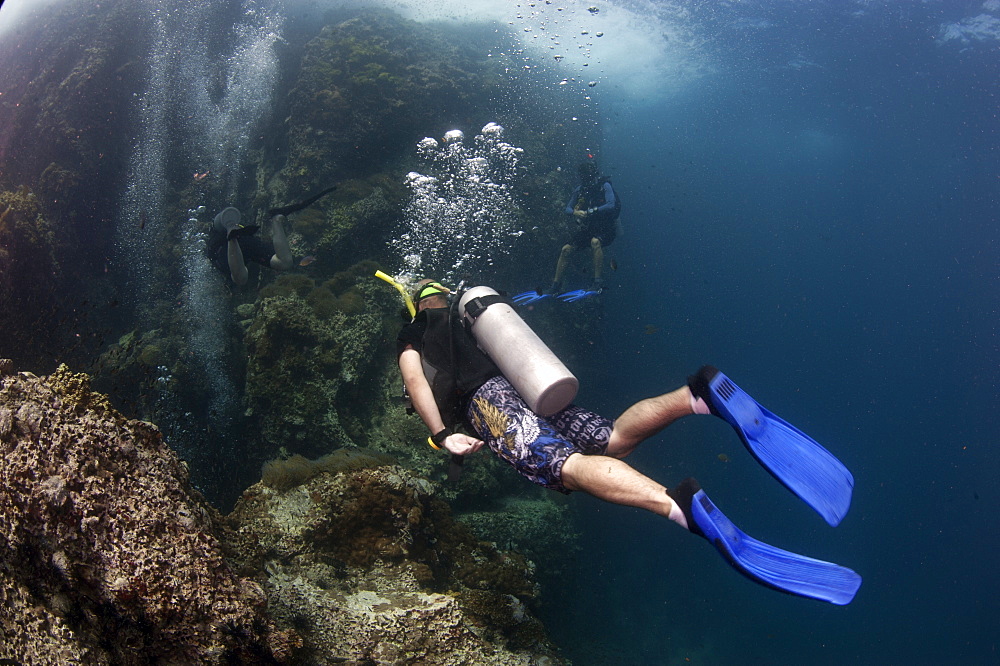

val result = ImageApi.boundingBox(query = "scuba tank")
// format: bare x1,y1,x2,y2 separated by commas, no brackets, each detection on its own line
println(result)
458,286,578,416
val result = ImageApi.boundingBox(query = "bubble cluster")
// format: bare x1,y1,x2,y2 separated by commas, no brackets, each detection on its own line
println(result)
393,123,524,281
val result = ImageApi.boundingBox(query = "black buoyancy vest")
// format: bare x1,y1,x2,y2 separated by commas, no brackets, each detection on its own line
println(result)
205,221,228,257
581,177,622,218
418,308,499,427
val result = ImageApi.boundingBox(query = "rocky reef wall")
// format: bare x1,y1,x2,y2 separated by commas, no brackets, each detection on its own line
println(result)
0,361,566,664
0,0,146,372
0,363,284,662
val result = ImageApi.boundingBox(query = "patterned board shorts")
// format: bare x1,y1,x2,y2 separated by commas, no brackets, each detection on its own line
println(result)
466,375,612,493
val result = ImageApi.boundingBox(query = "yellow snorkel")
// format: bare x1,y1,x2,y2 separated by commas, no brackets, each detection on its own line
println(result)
374,270,416,319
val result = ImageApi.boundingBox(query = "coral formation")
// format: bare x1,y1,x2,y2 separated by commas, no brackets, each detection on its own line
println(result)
0,363,286,662
0,363,568,664
242,262,394,461
282,11,503,191
0,188,63,368
287,181,404,267
224,465,564,664
456,494,582,583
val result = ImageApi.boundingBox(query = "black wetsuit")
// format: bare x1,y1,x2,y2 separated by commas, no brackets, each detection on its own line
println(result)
205,223,275,280
396,307,500,429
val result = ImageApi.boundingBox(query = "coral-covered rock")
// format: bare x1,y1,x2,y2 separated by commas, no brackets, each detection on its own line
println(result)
0,364,283,663
243,263,394,461
224,465,565,664
456,495,581,582
282,11,503,192
0,188,64,369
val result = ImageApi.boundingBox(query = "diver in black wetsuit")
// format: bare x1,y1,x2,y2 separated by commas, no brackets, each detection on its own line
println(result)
206,185,336,286
550,161,621,293
206,208,292,286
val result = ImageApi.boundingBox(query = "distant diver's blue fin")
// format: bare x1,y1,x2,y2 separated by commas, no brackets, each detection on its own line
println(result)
557,289,599,303
512,290,551,305
511,289,601,305
673,478,862,605
689,366,853,526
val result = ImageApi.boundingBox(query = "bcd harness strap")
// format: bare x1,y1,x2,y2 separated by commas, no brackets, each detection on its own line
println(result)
462,293,509,322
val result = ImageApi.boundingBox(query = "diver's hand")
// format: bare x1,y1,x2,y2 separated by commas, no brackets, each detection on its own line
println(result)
573,209,588,219
443,433,484,456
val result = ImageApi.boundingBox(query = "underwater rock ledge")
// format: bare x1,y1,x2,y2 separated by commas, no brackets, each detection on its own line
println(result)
0,362,284,662
0,362,564,665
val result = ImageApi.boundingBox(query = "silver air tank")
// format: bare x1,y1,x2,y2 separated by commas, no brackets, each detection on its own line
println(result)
458,286,578,416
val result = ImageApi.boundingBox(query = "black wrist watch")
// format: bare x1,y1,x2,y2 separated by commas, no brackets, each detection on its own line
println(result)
428,427,452,450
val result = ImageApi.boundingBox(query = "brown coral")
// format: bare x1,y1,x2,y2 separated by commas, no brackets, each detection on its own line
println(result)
260,447,396,492
224,465,564,664
0,364,280,662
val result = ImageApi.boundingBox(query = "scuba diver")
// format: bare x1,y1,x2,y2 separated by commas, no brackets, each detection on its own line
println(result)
551,161,621,294
393,277,861,605
206,186,335,286
207,207,292,286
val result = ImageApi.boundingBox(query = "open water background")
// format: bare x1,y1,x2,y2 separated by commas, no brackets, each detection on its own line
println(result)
550,2,998,663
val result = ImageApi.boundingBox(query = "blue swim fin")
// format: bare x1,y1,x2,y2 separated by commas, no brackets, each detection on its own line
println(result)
557,289,600,303
673,478,862,605
512,290,550,305
689,366,853,527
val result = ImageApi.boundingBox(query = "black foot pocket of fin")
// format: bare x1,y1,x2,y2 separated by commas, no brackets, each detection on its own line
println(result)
670,477,704,538
227,224,260,241
687,365,722,416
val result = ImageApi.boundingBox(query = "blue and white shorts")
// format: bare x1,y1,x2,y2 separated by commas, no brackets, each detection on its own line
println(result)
466,375,612,493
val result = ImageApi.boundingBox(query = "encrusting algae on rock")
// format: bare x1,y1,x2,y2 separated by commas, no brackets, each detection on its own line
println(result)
223,465,565,663
0,363,294,662
0,361,566,664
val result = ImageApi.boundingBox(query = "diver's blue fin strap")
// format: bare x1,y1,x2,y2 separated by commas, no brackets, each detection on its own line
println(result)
691,489,862,605
703,369,854,526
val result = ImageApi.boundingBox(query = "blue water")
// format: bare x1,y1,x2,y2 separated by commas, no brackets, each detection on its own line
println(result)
1,0,997,662
553,2,999,663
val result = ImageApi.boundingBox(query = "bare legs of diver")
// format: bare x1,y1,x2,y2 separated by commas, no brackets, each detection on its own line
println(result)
226,214,293,286
560,385,696,527
269,214,294,271
552,236,604,292
227,234,250,286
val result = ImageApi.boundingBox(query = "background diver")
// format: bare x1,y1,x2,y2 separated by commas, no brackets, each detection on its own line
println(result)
206,185,336,286
551,160,621,294
395,278,861,605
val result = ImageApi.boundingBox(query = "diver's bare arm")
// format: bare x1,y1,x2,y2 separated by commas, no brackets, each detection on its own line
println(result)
399,347,446,434
399,347,483,456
